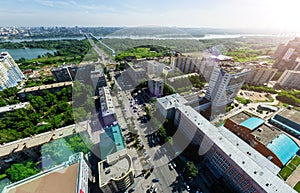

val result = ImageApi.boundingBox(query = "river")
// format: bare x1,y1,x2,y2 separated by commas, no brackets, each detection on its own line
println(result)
0,48,55,60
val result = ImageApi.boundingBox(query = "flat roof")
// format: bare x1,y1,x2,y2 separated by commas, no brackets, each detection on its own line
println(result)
5,163,78,193
177,105,296,193
156,93,187,110
100,124,125,159
240,117,265,131
267,134,299,165
99,86,115,117
251,124,281,145
230,111,251,124
99,150,132,187
278,108,300,125
18,82,73,93
0,102,29,114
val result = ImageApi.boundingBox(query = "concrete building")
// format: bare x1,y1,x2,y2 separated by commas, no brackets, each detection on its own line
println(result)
224,111,299,167
148,75,164,97
2,152,92,193
99,86,116,126
246,67,277,86
18,81,73,101
270,108,300,139
205,66,249,119
171,56,201,74
0,102,29,117
51,65,77,82
156,93,187,119
273,38,300,71
126,63,147,86
0,52,25,91
277,70,300,89
156,94,297,193
98,149,134,193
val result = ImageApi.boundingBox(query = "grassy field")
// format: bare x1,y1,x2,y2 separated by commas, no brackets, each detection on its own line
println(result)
294,181,300,192
279,156,300,180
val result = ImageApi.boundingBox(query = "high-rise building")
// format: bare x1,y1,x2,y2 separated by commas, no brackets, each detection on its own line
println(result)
0,52,25,91
205,66,249,118
99,86,116,126
156,95,297,193
246,67,277,86
277,70,300,89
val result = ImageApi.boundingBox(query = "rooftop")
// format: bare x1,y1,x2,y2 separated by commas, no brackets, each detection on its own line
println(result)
99,86,115,117
240,117,265,131
251,124,282,145
266,134,299,165
0,102,29,114
278,108,300,125
100,124,126,159
18,82,73,93
177,105,296,193
99,150,132,187
230,111,252,124
157,93,187,110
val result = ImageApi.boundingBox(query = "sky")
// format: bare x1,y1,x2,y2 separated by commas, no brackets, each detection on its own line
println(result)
1,0,300,32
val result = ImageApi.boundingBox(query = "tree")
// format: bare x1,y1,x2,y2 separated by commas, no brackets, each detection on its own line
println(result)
6,162,40,182
186,161,198,178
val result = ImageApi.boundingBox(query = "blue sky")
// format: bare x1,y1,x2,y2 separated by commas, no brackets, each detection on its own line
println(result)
1,0,300,31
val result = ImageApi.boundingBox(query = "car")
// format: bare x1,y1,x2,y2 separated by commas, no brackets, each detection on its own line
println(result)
171,161,176,168
168,163,174,170
152,178,159,182
128,188,135,192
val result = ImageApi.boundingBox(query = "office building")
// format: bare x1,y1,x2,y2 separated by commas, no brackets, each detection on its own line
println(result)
277,70,300,89
270,108,300,139
156,94,297,193
224,111,299,167
52,65,77,82
0,52,25,91
99,86,116,126
205,66,249,119
171,56,201,74
2,152,92,193
126,63,147,86
246,67,277,86
98,149,134,193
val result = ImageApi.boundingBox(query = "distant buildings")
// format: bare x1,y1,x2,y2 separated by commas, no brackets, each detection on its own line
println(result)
273,37,300,71
246,67,277,86
156,94,297,193
277,70,300,89
224,111,299,167
2,152,92,193
98,149,134,193
0,52,25,91
205,66,249,119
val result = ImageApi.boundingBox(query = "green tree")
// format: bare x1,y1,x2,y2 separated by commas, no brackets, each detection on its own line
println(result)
6,162,40,182
186,161,198,178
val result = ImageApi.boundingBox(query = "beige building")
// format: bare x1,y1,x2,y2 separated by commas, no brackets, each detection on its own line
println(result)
98,149,134,193
246,67,277,86
277,70,300,89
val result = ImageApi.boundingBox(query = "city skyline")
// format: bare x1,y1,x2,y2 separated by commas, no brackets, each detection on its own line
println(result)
2,0,300,32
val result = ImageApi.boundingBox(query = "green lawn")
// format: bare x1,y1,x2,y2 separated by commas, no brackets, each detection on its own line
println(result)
294,181,300,193
279,156,300,180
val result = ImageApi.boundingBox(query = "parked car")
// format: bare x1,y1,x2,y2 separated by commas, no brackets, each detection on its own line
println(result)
152,178,159,182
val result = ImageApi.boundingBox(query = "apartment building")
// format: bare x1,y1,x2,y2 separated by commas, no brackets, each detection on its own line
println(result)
0,52,25,91
277,70,300,89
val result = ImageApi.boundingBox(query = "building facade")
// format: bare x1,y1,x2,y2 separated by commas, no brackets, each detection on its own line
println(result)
277,70,300,89
0,52,25,91
246,67,277,86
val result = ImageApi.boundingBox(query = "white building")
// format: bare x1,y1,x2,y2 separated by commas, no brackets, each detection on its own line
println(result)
277,70,300,89
99,86,116,126
205,66,249,118
0,52,25,91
